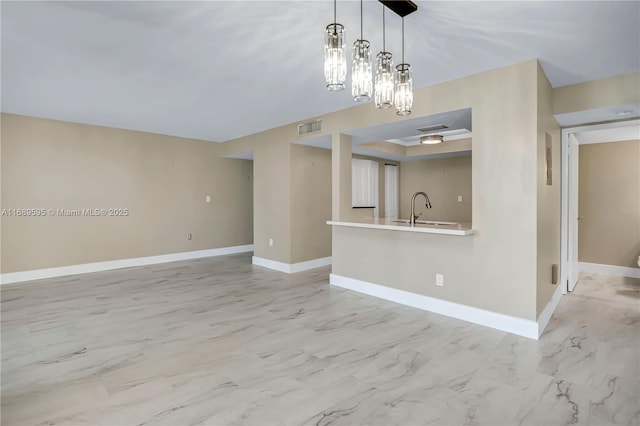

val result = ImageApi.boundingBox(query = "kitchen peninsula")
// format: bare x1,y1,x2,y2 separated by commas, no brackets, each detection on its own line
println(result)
326,219,546,339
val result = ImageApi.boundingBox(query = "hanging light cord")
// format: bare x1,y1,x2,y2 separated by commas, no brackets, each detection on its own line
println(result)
401,17,405,64
382,6,386,52
333,0,337,34
360,0,363,41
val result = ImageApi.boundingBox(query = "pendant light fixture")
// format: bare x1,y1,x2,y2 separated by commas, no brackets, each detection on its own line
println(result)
394,17,413,116
324,0,346,91
374,6,394,109
352,0,372,102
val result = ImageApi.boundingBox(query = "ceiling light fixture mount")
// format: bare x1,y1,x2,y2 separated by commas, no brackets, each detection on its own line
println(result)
420,134,444,145
378,0,418,18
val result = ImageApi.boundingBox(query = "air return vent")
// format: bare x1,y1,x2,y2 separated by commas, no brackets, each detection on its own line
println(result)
416,124,449,133
298,120,323,136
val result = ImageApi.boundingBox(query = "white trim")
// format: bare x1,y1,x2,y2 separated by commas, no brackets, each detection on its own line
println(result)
578,262,640,279
290,257,333,273
252,256,291,273
563,119,640,138
330,274,540,340
0,245,255,285
561,127,569,294
537,283,564,337
561,119,640,295
252,256,332,274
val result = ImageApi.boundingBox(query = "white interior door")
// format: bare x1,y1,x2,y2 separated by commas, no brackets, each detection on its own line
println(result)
567,134,580,292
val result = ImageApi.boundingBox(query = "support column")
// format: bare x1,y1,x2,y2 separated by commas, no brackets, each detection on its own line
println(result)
332,132,352,220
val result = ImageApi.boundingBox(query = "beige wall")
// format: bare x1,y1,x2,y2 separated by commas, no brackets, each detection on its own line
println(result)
536,63,562,316
0,113,253,273
579,140,640,268
290,144,332,264
252,141,292,263
399,155,472,223
217,123,300,263
211,60,630,320
553,71,640,115
331,133,353,221
332,60,540,320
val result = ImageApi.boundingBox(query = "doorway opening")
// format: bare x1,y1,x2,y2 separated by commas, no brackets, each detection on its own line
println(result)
561,119,640,297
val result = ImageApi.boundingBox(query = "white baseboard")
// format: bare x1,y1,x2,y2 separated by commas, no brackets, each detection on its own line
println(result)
578,262,640,279
330,274,542,340
251,257,291,273
537,283,564,337
252,256,332,274
290,257,332,273
0,245,255,285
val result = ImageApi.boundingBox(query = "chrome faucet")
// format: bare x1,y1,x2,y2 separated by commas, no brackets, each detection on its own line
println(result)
410,191,432,225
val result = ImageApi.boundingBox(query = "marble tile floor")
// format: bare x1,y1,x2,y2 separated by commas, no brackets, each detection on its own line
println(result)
1,253,638,425
573,272,640,307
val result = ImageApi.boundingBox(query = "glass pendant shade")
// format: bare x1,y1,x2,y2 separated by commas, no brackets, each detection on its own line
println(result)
375,52,394,109
352,40,372,101
394,63,413,116
324,24,346,91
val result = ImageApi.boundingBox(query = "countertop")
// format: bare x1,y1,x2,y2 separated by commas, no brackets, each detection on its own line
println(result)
327,218,474,236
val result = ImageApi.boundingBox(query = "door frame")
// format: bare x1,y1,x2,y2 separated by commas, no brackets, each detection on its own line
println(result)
560,119,640,293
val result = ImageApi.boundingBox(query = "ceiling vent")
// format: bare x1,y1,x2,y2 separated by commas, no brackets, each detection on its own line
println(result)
298,120,323,136
417,124,449,133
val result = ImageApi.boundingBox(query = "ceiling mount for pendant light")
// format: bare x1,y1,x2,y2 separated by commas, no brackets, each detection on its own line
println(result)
352,0,372,102
420,134,444,145
375,5,394,109
324,0,346,91
394,17,413,116
378,0,418,17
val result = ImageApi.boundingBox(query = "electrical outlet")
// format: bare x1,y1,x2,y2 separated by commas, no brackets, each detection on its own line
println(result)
205,195,211,203
269,238,274,247
436,273,444,287
457,195,463,202
187,233,192,240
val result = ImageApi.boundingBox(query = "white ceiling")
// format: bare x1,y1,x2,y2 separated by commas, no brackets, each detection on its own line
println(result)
2,1,639,142
295,108,473,161
347,107,471,145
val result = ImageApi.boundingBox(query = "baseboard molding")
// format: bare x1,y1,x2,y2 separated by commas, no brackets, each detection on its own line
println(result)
251,257,291,273
252,256,332,274
578,262,640,279
290,257,333,273
330,274,541,340
537,283,564,337
0,245,255,285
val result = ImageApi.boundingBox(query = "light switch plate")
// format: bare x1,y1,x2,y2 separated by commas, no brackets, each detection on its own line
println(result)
457,195,463,202
205,196,211,203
